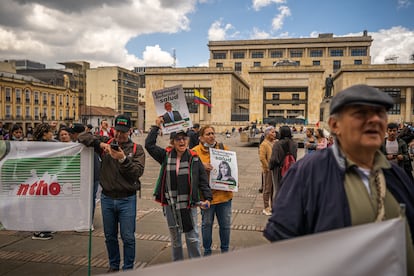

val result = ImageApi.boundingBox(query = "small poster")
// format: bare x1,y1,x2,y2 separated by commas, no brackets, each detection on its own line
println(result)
152,85,192,134
209,148,238,192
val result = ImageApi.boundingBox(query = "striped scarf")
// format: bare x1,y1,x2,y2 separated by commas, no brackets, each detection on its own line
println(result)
165,149,193,232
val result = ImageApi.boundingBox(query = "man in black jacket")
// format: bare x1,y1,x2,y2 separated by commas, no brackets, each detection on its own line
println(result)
78,114,145,272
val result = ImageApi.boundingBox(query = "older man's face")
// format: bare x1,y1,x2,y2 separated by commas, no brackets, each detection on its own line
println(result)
329,104,387,153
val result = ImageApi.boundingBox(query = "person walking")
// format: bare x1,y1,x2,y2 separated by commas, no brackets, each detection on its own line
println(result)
192,125,233,256
145,118,212,261
263,84,414,274
269,126,297,199
259,126,276,216
187,123,200,149
78,114,145,272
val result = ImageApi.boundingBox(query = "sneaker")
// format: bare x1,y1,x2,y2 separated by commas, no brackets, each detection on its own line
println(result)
107,267,119,273
32,232,53,240
262,208,272,216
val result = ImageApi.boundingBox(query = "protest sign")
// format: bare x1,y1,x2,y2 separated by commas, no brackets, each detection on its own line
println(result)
152,85,192,134
209,148,238,192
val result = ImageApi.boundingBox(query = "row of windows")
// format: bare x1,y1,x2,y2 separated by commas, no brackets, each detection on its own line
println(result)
214,47,368,59
2,87,76,106
218,59,363,70
271,93,301,100
2,105,74,119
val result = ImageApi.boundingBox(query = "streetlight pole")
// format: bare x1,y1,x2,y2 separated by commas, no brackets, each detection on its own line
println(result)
112,79,118,114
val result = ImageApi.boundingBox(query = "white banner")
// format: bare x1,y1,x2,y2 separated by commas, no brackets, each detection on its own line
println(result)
126,218,406,276
0,141,93,231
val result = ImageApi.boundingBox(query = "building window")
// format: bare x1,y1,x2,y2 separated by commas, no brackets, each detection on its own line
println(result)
16,88,21,103
351,48,367,56
253,61,261,67
6,105,11,118
59,94,63,105
34,107,39,120
5,87,11,102
251,51,264,58
382,88,400,115
333,60,341,72
354,60,362,65
233,52,245,59
310,49,323,57
272,94,280,100
216,62,223,68
289,49,303,58
234,62,242,72
25,89,31,104
25,106,31,120
16,106,21,118
34,91,39,104
42,92,48,105
313,60,321,66
51,108,56,120
330,49,344,56
292,93,299,100
213,52,226,59
270,50,283,58
184,88,199,113
51,94,56,105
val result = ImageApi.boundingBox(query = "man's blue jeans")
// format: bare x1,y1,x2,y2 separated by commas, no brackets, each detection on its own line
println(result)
201,199,232,256
101,193,136,270
164,206,201,261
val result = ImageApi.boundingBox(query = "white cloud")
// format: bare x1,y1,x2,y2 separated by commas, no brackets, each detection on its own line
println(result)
252,0,286,11
208,19,234,41
397,0,411,8
0,0,194,68
272,5,291,31
251,28,271,39
142,45,175,67
370,26,414,64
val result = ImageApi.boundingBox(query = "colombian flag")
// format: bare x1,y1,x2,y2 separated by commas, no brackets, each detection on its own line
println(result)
194,89,212,107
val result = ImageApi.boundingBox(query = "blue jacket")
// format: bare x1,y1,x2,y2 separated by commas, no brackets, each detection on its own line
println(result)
264,144,414,242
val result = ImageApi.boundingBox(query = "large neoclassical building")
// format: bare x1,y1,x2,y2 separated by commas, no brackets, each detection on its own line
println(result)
145,32,414,132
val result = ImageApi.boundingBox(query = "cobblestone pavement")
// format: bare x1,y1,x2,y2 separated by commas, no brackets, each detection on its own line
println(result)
0,133,304,275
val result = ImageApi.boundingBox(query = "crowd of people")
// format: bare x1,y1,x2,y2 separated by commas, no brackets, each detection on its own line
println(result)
1,85,414,272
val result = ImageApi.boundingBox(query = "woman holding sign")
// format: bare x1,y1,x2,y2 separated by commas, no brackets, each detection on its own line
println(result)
192,125,233,256
145,118,212,261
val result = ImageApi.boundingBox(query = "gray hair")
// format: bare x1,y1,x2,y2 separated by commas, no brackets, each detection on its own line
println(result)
264,126,274,136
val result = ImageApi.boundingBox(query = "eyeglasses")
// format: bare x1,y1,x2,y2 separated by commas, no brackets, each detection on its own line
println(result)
174,136,188,141
204,132,215,136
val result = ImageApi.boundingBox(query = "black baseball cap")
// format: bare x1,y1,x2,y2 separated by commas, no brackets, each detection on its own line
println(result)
170,130,187,140
330,84,394,115
68,123,85,134
114,115,131,132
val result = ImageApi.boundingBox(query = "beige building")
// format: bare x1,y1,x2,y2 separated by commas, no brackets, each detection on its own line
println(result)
0,61,79,133
86,66,141,128
144,32,414,131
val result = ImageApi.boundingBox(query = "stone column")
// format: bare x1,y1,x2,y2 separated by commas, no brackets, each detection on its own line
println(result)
405,87,412,123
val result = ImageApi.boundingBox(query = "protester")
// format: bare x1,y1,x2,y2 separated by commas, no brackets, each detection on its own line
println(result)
31,123,56,240
263,84,414,273
145,118,212,261
192,125,233,256
188,123,200,149
380,122,413,180
269,125,297,199
78,114,145,272
57,127,72,142
99,119,114,138
259,126,276,216
9,124,25,141
69,123,85,142
303,128,316,154
315,128,328,150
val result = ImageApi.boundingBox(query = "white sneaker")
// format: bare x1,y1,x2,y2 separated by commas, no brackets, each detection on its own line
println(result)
262,208,272,216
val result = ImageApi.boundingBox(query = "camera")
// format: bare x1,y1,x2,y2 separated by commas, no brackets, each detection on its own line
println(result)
110,141,119,151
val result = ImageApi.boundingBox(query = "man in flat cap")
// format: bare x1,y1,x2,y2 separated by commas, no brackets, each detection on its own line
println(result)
264,84,414,273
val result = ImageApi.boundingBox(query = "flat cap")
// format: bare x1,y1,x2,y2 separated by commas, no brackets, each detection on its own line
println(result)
329,84,394,115
170,130,187,140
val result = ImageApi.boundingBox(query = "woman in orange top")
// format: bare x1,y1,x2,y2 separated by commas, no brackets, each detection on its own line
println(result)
192,125,233,256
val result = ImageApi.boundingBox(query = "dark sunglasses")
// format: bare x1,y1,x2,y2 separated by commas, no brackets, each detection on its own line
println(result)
174,136,188,141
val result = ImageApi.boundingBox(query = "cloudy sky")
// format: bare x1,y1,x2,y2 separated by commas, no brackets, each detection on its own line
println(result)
0,0,413,69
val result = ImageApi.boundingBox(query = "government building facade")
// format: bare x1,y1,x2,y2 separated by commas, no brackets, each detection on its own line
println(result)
145,31,414,132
